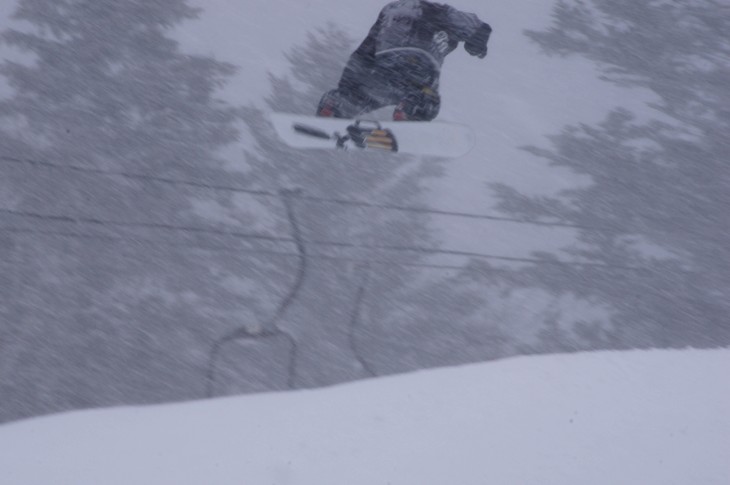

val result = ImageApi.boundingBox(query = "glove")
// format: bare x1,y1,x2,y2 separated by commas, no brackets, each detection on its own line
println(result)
464,22,492,59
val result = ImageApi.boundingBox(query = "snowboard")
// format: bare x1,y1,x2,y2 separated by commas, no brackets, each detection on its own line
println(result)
270,113,475,158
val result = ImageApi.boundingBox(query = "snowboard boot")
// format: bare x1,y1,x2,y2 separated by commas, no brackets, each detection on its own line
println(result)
317,89,344,117
317,88,378,119
393,87,441,121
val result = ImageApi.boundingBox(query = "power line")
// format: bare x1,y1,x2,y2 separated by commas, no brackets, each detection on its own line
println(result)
1,225,523,272
1,226,299,260
0,155,279,198
0,207,293,245
1,211,646,272
0,153,642,271
0,153,601,231
295,193,598,230
1,225,476,271
305,238,645,271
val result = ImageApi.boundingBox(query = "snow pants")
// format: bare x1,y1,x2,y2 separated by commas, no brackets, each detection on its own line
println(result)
318,49,441,120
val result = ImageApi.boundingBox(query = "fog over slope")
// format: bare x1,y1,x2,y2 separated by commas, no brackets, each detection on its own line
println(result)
1,0,727,424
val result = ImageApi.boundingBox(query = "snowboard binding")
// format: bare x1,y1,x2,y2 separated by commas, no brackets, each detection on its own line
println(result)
344,120,398,152
293,120,398,153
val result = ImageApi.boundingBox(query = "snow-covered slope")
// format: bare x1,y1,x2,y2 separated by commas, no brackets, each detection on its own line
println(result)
1,349,728,485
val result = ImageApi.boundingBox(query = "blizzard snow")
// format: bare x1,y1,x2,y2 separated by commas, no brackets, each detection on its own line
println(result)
169,0,668,262
0,0,668,261
1,0,727,482
175,0,663,202
0,349,728,485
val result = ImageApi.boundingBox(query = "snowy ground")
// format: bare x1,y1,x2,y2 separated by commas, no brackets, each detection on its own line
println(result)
1,348,728,485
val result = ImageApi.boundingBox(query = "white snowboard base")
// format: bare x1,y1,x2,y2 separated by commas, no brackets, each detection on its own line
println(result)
270,113,475,159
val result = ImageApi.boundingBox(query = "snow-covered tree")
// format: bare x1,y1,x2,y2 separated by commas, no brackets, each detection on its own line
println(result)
0,0,285,422
491,0,730,349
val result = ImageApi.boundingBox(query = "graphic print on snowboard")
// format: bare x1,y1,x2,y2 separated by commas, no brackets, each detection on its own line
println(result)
317,0,492,121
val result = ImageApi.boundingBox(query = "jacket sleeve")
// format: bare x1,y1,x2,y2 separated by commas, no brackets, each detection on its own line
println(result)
435,3,491,43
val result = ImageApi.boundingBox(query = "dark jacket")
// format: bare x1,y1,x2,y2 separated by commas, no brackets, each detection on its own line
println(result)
351,1,491,72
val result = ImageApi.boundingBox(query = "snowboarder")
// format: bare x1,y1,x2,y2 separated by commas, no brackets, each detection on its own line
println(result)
317,0,491,121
